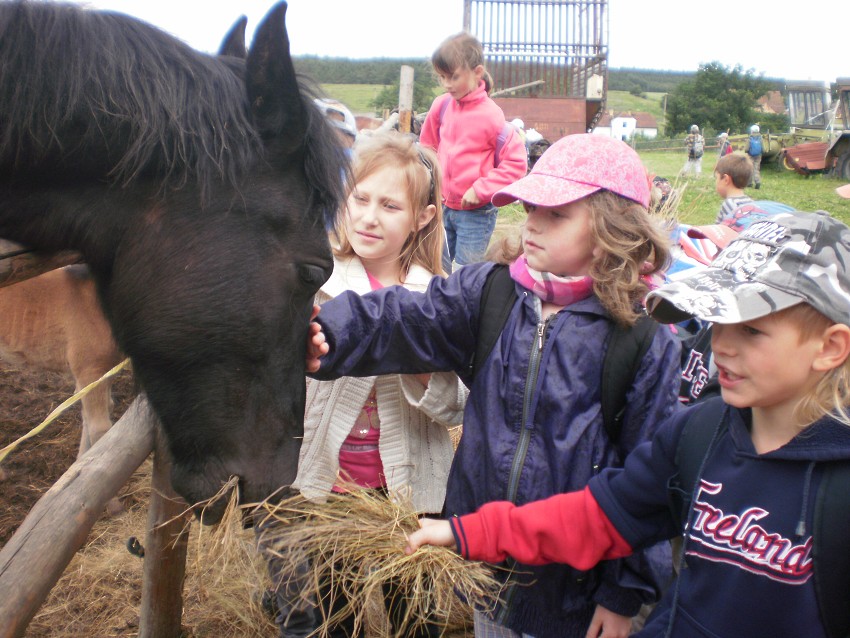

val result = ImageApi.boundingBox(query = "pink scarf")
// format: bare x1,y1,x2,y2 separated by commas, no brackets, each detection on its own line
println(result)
509,255,594,306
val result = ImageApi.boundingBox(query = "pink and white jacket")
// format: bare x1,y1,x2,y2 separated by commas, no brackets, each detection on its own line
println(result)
419,82,527,210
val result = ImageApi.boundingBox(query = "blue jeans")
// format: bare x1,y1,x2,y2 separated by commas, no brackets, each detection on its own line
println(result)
442,203,498,273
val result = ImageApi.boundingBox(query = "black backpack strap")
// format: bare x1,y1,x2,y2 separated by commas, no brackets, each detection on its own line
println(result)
668,398,727,527
600,314,658,442
813,462,850,638
469,264,516,381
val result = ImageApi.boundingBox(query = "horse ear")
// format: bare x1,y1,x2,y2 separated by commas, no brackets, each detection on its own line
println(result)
218,15,247,58
246,1,306,142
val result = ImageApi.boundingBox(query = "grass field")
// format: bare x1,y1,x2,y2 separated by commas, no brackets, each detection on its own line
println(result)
321,84,666,121
638,151,850,226
494,151,850,244
319,83,850,226
320,84,389,114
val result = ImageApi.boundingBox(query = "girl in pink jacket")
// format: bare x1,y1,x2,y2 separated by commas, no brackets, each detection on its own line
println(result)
419,32,527,273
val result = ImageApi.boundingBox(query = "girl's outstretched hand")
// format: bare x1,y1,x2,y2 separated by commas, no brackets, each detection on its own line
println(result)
306,304,329,373
404,518,456,554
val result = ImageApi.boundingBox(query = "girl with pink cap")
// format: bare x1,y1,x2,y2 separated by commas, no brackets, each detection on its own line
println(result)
307,134,682,638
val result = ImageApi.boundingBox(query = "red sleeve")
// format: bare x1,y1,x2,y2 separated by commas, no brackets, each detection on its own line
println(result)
418,95,449,152
472,125,528,204
450,486,633,569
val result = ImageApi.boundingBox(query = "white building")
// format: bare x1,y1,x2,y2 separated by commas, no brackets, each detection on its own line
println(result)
592,111,659,140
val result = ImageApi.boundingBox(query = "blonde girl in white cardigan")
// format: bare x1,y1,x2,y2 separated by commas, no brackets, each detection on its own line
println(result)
269,132,467,638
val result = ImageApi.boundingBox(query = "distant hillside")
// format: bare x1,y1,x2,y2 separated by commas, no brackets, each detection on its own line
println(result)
296,56,712,93
296,57,786,95
608,68,693,94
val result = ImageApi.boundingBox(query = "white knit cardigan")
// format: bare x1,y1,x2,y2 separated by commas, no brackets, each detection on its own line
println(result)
292,256,468,514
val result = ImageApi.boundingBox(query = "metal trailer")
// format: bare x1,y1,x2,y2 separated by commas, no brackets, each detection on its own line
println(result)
463,0,608,142
826,78,850,180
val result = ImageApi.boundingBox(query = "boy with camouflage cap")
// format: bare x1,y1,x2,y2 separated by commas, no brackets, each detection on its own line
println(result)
406,209,850,637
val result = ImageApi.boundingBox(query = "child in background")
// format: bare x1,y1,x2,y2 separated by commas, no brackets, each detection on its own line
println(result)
266,132,467,638
406,209,850,638
713,153,754,224
307,134,682,638
746,124,763,189
717,131,732,157
679,124,705,179
419,32,527,273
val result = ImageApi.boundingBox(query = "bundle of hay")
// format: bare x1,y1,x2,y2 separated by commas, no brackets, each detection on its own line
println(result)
254,487,503,638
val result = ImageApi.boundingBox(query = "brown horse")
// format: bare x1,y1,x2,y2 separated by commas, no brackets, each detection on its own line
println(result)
0,2,348,522
0,266,123,458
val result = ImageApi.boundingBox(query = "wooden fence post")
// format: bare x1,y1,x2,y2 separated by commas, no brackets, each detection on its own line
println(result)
398,65,414,134
0,396,155,638
138,429,191,638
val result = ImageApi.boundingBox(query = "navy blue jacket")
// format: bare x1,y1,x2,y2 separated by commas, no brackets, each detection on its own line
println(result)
590,398,850,637
312,261,682,637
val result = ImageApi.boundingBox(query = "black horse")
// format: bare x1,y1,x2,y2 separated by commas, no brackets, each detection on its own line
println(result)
0,1,348,522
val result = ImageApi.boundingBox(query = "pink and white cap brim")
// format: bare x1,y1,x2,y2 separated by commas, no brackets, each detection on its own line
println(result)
492,173,601,207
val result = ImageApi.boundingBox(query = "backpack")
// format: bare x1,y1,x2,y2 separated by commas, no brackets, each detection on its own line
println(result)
467,264,658,442
748,134,763,156
692,135,704,157
437,97,514,168
668,398,850,638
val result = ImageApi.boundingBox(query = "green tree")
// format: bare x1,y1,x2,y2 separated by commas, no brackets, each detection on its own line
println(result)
370,72,438,114
665,62,771,137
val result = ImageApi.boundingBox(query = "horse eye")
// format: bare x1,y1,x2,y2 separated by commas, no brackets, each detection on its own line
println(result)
298,264,329,287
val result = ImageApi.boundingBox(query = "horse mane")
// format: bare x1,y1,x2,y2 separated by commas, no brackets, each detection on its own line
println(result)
299,82,351,232
0,1,346,229
0,2,262,193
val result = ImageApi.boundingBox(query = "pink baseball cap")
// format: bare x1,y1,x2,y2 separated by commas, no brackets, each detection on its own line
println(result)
492,133,651,208
837,184,850,199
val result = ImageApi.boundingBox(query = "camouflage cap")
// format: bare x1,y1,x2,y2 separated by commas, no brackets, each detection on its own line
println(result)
647,209,850,326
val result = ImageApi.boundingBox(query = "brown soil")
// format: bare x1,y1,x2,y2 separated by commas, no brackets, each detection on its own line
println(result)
0,364,138,545
0,366,473,637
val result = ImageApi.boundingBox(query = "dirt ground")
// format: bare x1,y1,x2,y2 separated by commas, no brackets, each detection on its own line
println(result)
0,366,474,637
0,364,138,545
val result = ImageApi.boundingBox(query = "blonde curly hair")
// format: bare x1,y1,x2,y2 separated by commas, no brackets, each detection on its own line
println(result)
485,190,670,326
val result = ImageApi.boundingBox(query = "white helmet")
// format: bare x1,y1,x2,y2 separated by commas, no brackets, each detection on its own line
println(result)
314,98,357,140
510,118,525,130
750,124,760,134
690,124,699,133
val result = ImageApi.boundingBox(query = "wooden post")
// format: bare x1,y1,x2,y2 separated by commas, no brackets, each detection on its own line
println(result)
0,396,155,638
0,239,83,288
398,65,414,134
138,429,191,638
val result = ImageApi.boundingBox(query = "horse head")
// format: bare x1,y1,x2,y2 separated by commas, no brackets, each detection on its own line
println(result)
0,2,348,523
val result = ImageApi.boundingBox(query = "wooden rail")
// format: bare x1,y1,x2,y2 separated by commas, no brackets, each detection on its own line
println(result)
0,239,82,288
0,395,197,636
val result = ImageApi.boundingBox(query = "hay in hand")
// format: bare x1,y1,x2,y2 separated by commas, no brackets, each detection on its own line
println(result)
254,487,503,638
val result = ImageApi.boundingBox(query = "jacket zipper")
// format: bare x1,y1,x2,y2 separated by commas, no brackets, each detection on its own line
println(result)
497,316,548,625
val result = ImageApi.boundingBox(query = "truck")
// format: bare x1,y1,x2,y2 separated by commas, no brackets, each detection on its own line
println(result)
728,80,835,168
464,0,608,142
775,79,850,177
826,78,850,179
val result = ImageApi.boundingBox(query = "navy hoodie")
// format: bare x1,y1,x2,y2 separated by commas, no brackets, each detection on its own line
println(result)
589,398,850,637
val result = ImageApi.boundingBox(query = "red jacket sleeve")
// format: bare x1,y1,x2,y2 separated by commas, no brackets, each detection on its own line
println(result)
471,125,527,205
418,95,450,152
450,486,633,569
